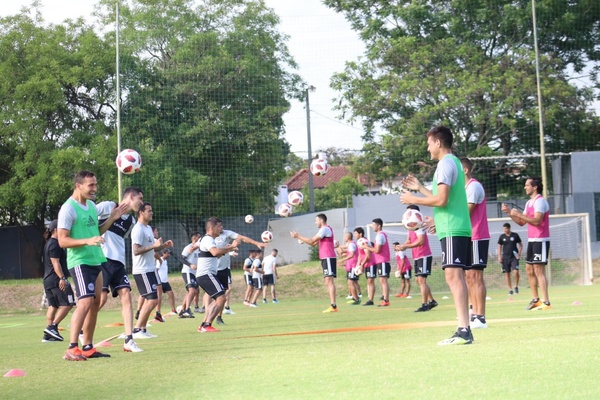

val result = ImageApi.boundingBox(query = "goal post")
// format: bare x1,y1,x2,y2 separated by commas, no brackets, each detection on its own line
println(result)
366,213,593,293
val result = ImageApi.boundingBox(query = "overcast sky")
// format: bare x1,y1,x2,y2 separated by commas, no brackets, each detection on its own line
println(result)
1,0,367,157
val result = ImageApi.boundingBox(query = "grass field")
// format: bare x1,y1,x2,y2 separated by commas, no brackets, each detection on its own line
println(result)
1,264,600,399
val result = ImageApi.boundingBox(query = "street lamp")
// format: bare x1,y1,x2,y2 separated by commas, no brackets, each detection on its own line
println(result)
305,85,316,213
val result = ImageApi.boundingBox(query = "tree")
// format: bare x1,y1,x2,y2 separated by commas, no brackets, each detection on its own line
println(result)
324,0,600,198
294,176,366,212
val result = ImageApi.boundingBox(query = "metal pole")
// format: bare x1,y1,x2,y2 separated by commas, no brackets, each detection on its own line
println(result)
532,0,548,198
116,0,123,200
306,86,315,212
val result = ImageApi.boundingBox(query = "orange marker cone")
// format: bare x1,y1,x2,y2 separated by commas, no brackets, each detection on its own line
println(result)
4,369,26,377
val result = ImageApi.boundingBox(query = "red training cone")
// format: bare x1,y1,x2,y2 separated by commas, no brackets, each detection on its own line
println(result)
4,369,26,377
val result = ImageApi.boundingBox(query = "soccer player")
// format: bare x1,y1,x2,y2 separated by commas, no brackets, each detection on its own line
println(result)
359,218,392,307
131,203,173,339
180,232,201,318
250,250,264,306
461,157,490,329
502,177,551,310
401,126,473,345
42,220,75,343
152,226,177,320
497,223,522,295
338,232,360,305
196,217,238,332
262,249,279,303
215,225,265,321
243,250,256,306
96,186,144,352
353,227,373,306
291,213,338,313
58,170,122,360
399,205,437,312
393,242,412,298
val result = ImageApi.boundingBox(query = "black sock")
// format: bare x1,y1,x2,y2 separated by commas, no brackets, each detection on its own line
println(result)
125,335,133,344
332,304,337,308
69,343,78,349
133,328,141,334
82,344,93,351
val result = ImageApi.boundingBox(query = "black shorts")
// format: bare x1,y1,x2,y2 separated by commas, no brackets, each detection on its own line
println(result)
134,272,159,300
376,262,391,277
45,285,76,307
244,273,253,286
346,269,359,281
501,257,519,273
526,241,550,265
196,274,225,299
101,259,132,297
68,264,102,300
414,256,433,277
263,274,275,285
160,281,173,292
440,236,471,269
402,270,412,280
252,277,263,289
321,258,337,278
470,239,489,269
226,268,232,285
216,269,230,291
364,264,377,279
182,272,199,290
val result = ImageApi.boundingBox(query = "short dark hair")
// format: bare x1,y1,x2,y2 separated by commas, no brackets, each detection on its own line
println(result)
138,202,152,214
123,186,143,199
392,242,400,246
503,223,511,229
206,217,221,231
74,170,95,185
528,177,543,194
427,125,453,149
460,157,473,171
353,227,365,236
190,231,201,240
372,218,383,227
406,204,420,211
316,213,327,223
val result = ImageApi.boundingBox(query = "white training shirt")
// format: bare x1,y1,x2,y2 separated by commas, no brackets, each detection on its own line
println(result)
181,243,198,274
243,257,254,276
57,198,93,232
262,254,277,275
216,230,239,271
195,235,219,276
96,201,135,264
315,226,333,239
252,258,263,279
131,222,156,274
433,155,460,187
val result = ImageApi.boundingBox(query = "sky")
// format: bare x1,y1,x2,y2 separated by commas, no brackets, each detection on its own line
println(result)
1,0,367,157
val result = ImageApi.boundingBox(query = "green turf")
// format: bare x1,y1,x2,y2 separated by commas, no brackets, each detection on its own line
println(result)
1,285,600,399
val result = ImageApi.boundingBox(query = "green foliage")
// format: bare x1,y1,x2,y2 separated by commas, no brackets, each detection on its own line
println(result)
324,0,600,198
295,176,366,212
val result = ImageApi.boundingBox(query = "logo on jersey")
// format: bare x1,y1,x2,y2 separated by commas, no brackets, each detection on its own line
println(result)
88,283,95,291
86,216,96,227
534,253,542,261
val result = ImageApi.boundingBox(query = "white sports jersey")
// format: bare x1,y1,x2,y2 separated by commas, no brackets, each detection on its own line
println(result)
181,243,198,274
252,258,263,279
243,257,254,276
316,226,333,239
216,230,239,271
157,256,168,283
262,254,277,275
96,201,135,264
195,235,218,276
131,223,156,274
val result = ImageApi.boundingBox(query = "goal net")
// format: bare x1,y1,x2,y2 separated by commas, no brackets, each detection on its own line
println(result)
366,213,593,293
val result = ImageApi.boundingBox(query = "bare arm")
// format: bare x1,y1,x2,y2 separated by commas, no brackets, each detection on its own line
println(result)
236,233,267,249
57,228,103,249
133,238,174,256
290,231,321,247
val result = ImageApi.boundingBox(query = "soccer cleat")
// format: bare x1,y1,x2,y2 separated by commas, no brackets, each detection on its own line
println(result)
509,290,514,295
514,286,519,294
223,307,235,315
394,293,405,298
154,312,165,323
82,347,111,358
262,299,267,304
44,326,64,341
350,299,361,305
345,294,354,300
362,300,374,306
64,347,87,361
438,331,473,346
346,298,358,304
249,303,258,308
243,301,251,306
42,334,61,343
470,316,488,329
198,325,220,333
526,299,543,310
216,316,225,325
379,296,384,301
414,304,430,312
533,301,552,311
358,293,363,298
272,299,279,304
178,310,192,318
428,300,438,309
406,296,413,299
123,340,143,353
322,306,338,313
133,330,156,340
378,300,390,307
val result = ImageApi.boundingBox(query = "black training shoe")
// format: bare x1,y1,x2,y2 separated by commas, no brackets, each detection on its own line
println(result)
428,300,438,309
415,304,430,312
514,286,519,294
362,300,374,306
44,326,64,341
42,334,61,343
216,316,225,325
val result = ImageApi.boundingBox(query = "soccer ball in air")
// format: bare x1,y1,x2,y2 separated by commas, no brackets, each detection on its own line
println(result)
115,149,142,175
288,191,304,207
261,231,273,243
245,215,254,224
278,203,293,218
310,159,329,176
402,209,424,231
